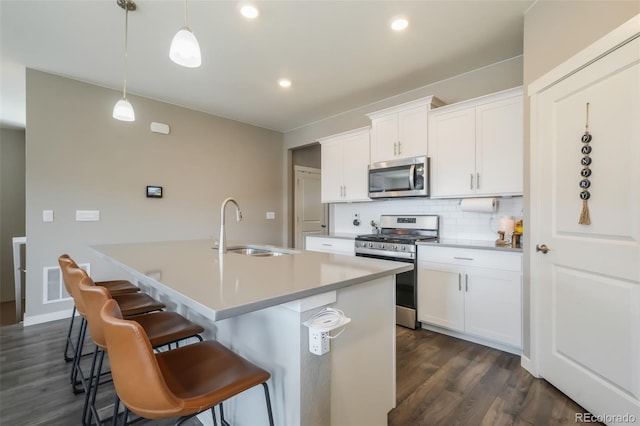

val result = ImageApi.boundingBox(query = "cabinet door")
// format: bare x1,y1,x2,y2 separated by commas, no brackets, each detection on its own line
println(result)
475,95,523,196
342,131,371,201
429,108,476,197
370,114,398,163
417,263,465,332
320,140,344,203
397,105,428,160
464,267,522,348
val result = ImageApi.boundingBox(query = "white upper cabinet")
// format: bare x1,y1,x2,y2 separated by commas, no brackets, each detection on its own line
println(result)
429,87,523,198
367,96,444,164
319,127,371,203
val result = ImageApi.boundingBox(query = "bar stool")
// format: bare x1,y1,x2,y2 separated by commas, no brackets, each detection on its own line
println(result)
100,299,275,426
78,275,205,425
59,254,140,362
60,257,166,394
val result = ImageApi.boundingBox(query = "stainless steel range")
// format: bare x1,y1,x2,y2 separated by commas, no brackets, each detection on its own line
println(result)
355,215,439,329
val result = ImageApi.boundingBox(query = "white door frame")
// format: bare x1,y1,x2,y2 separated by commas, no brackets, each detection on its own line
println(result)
293,166,328,248
528,13,640,378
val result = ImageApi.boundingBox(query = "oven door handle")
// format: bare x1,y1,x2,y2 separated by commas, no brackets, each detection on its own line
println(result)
409,164,416,190
355,248,415,261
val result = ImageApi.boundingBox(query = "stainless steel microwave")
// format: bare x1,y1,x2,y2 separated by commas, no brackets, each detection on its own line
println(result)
368,156,429,199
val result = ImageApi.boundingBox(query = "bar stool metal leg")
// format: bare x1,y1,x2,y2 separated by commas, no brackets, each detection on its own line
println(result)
83,346,106,425
71,318,89,394
64,306,77,362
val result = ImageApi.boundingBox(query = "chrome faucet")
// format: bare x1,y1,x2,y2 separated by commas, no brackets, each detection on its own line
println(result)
219,197,242,254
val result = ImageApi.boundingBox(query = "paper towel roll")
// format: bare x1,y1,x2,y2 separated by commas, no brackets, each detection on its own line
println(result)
460,197,497,213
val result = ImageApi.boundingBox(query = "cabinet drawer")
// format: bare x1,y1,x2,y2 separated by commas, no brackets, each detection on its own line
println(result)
418,245,521,272
306,236,355,255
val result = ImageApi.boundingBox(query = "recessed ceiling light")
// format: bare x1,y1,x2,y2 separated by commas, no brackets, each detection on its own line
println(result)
240,4,259,19
391,18,409,32
278,79,292,88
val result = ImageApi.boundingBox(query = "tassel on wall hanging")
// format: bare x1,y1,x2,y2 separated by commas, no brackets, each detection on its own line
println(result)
579,102,592,225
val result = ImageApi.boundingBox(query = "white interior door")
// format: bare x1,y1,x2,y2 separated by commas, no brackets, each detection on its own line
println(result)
531,32,640,422
294,166,327,249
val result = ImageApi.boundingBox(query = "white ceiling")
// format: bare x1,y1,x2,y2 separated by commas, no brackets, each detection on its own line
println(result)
0,0,534,132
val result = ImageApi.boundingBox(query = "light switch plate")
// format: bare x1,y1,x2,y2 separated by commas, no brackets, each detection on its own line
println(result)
43,210,54,222
76,210,100,221
266,212,276,220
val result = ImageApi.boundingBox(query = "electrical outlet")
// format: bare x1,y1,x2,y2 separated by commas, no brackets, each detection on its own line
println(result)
309,328,330,355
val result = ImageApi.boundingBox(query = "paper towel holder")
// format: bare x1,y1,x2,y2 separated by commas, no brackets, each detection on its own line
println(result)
459,197,498,214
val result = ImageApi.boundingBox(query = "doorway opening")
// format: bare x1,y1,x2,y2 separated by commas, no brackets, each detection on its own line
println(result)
290,143,328,249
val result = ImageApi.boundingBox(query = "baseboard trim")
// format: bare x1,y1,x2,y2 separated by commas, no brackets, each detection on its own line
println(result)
520,355,540,378
419,322,522,356
23,308,73,327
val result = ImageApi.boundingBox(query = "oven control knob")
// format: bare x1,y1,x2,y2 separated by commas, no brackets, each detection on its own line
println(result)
392,245,398,250
379,243,385,249
367,242,373,248
400,245,406,251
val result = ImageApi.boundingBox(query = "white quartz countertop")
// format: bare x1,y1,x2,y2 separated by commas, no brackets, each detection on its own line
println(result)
92,239,412,321
417,238,523,252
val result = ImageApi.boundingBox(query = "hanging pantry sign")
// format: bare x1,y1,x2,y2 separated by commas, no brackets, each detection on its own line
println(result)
579,102,592,225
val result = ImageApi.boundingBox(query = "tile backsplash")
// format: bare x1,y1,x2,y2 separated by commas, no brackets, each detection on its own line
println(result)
331,197,523,241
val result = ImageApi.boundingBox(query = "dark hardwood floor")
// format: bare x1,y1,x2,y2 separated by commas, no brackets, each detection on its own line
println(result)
389,327,601,426
0,318,600,425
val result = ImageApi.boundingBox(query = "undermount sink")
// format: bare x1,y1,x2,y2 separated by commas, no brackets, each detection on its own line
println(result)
222,245,297,257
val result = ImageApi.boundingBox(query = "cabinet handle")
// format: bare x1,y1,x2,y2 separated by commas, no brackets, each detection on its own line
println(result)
397,141,402,155
343,185,347,197
321,243,333,247
470,173,474,190
453,257,474,261
458,273,461,291
465,274,469,292
476,173,480,189
393,142,397,156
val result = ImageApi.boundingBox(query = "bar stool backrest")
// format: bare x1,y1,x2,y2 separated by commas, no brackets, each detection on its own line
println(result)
58,254,79,301
78,276,110,349
100,299,181,417
59,257,90,317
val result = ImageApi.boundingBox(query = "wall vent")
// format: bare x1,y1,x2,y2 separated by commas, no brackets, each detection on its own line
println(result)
43,263,90,304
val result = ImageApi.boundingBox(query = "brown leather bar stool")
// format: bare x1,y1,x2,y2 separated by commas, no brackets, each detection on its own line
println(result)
79,275,205,425
59,254,140,362
100,299,275,426
60,257,166,394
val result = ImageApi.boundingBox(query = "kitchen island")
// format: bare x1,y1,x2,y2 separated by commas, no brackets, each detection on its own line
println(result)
92,239,412,426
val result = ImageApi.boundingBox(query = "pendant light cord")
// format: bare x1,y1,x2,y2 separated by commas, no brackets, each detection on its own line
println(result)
184,0,190,28
123,3,129,100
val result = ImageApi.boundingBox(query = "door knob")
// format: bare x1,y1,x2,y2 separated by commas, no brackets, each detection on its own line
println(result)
536,244,550,254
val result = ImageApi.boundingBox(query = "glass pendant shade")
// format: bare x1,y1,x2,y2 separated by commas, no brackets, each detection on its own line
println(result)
113,98,135,121
170,27,201,68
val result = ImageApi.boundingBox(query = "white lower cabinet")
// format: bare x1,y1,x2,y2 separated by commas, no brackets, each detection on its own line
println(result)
305,236,355,256
417,245,522,349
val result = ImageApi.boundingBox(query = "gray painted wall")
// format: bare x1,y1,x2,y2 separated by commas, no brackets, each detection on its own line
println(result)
521,1,639,358
24,70,284,321
1,127,26,302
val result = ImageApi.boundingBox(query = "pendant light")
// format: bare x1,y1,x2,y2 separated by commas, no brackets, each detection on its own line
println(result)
170,0,201,68
113,0,136,122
